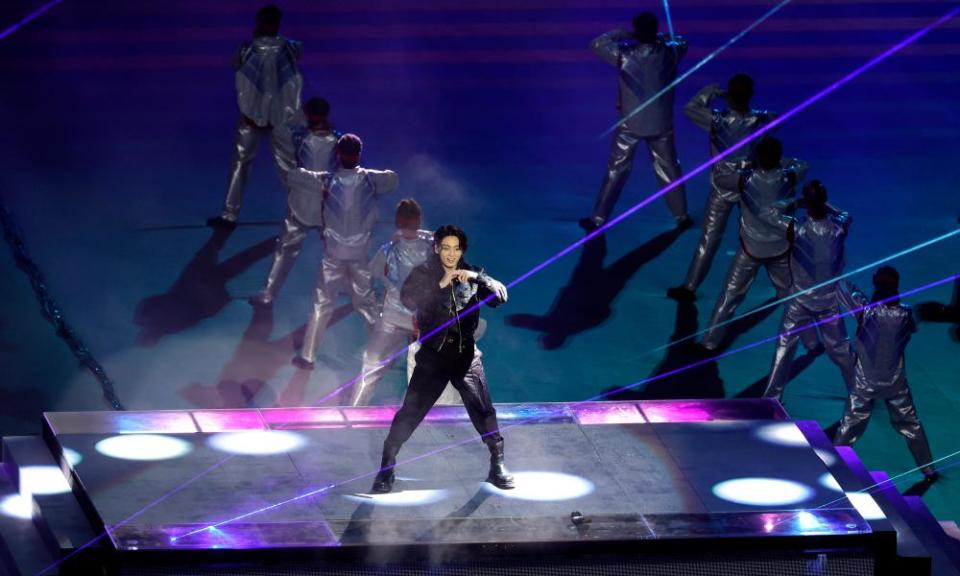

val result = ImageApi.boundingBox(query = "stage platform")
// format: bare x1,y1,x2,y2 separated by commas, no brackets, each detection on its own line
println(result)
3,400,951,575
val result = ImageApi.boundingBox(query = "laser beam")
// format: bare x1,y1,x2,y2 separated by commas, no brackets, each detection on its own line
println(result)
642,227,960,356
0,0,63,42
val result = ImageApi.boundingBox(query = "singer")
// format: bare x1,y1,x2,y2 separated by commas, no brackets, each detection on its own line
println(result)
370,225,515,493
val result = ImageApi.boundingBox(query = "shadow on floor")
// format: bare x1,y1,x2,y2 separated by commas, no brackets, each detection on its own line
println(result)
506,228,685,350
133,226,277,346
178,300,354,408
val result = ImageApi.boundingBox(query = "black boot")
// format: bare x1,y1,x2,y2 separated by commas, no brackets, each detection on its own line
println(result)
370,449,397,494
485,438,515,489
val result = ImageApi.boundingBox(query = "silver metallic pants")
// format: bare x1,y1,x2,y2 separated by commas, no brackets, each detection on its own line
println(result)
299,257,379,363
834,385,935,474
763,300,855,401
592,126,687,222
222,117,297,221
683,181,736,292
258,213,309,303
702,247,792,350
353,322,465,406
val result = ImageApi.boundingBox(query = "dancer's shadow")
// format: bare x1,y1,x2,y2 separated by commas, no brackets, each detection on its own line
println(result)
134,227,276,346
607,300,724,400
917,275,960,342
734,350,821,398
415,487,492,545
507,228,684,349
178,301,354,408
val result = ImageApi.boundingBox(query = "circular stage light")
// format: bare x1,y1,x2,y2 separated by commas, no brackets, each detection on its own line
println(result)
20,466,72,496
344,489,449,507
207,430,307,456
95,434,193,461
755,422,809,447
712,477,814,507
482,471,595,501
62,447,83,467
819,472,843,492
0,495,32,520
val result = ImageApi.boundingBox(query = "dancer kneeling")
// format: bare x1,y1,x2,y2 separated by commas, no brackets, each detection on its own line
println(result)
371,225,514,493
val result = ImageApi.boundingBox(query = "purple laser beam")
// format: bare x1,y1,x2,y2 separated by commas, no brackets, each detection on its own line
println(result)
35,454,236,576
178,272,959,538
318,5,960,405
0,0,62,42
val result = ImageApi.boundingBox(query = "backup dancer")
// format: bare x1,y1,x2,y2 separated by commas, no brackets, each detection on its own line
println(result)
580,12,691,232
209,5,304,229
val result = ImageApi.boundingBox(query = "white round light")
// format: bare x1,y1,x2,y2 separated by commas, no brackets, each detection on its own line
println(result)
819,472,843,492
344,489,449,507
755,423,809,447
95,435,193,461
814,449,837,467
712,477,814,506
482,471,594,501
20,466,71,496
207,431,306,456
63,448,83,467
0,494,32,520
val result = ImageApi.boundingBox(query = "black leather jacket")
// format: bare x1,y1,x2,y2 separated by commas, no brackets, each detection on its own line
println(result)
400,255,505,352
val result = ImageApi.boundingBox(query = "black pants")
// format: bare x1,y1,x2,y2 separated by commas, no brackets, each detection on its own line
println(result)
383,340,501,455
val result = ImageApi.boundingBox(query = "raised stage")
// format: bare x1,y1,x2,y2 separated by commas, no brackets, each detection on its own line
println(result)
1,400,944,575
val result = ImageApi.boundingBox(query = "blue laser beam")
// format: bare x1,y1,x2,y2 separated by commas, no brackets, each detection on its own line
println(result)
180,272,959,539
319,4,960,405
0,0,62,42
663,0,676,42
600,0,794,139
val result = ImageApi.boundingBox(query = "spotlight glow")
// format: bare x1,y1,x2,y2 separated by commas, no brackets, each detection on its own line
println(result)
820,473,843,493
796,510,823,531
95,435,193,461
755,423,809,447
0,494,32,520
712,477,814,507
19,466,71,496
207,431,307,456
482,471,594,501
62,448,83,467
845,492,886,521
344,489,449,507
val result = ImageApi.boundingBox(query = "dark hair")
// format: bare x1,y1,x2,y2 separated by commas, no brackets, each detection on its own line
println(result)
396,198,422,230
873,266,900,292
255,5,282,36
754,136,783,170
434,224,468,252
336,133,362,169
632,12,659,43
727,73,754,110
304,97,331,119
802,179,828,209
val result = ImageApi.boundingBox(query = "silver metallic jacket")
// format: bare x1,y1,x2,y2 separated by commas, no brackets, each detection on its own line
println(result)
790,212,851,310
591,31,687,136
684,83,775,198
295,129,339,171
287,167,399,261
372,229,435,331
738,160,808,259
235,35,304,129
847,289,918,394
